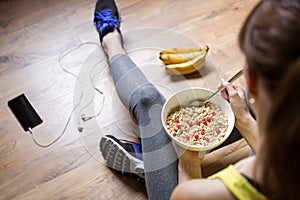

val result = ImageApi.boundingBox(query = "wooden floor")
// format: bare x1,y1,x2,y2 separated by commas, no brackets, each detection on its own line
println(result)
0,0,258,199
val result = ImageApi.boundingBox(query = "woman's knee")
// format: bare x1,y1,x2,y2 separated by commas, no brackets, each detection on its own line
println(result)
129,84,165,123
133,84,165,109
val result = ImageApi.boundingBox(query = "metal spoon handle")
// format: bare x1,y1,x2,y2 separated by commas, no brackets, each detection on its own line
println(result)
207,69,243,100
227,68,244,83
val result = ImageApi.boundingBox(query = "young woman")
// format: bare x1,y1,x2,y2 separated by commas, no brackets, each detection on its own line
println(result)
94,0,300,199
172,0,300,199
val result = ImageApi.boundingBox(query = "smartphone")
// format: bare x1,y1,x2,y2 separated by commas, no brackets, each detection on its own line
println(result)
7,94,43,131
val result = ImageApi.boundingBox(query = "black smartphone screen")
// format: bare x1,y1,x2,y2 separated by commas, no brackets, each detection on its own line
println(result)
7,94,43,131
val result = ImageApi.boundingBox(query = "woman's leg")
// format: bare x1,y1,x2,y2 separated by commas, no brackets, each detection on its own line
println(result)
103,29,178,200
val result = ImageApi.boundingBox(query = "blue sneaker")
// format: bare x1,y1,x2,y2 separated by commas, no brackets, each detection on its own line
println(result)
100,135,145,185
93,0,121,42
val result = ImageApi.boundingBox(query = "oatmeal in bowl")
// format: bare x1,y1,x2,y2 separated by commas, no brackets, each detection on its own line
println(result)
161,87,234,151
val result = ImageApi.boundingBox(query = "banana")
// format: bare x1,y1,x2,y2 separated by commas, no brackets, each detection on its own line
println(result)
160,46,205,54
159,51,203,65
163,46,209,75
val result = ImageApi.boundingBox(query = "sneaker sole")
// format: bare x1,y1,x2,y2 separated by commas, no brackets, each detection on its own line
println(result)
100,136,145,184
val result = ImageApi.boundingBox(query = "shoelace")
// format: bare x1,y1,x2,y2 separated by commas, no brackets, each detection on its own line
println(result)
94,9,121,33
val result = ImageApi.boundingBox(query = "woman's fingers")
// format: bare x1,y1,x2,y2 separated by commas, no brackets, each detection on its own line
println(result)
172,140,206,159
219,79,229,100
236,86,246,100
220,81,252,121
221,81,239,102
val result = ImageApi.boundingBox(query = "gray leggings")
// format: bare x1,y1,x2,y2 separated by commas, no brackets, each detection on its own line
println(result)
110,54,178,200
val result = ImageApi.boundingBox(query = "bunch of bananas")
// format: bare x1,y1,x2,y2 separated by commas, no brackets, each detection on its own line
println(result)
159,45,209,75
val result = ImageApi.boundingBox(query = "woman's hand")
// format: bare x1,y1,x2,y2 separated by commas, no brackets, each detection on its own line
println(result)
178,149,204,166
219,80,251,122
173,142,205,182
218,80,258,152
178,150,204,182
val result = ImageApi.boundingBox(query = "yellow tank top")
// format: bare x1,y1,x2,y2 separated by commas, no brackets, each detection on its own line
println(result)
208,165,267,200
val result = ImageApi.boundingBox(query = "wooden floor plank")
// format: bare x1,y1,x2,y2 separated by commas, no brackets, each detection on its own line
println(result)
0,0,258,199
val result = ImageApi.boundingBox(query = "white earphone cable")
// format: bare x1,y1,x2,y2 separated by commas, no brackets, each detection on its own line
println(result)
30,42,107,147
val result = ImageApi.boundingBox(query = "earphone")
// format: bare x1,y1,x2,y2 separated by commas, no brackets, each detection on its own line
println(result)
29,42,107,147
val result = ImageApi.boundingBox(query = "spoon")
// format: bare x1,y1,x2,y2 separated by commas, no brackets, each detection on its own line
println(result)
188,69,243,106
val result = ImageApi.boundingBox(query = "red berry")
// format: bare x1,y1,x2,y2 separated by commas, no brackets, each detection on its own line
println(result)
177,124,181,129
175,119,180,123
194,134,199,140
205,138,210,142
196,121,201,126
188,122,193,127
212,111,216,116
216,129,221,134
201,131,205,135
207,117,211,123
203,120,208,126
185,135,191,141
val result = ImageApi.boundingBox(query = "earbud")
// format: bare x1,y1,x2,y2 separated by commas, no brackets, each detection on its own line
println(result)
77,126,84,132
81,114,92,121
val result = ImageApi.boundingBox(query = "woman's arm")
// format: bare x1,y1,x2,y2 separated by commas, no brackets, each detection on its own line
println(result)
220,81,259,153
172,154,256,200
171,177,235,200
178,150,203,183
235,113,258,153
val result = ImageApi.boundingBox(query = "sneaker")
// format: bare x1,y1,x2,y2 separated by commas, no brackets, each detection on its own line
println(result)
93,0,122,42
99,135,145,185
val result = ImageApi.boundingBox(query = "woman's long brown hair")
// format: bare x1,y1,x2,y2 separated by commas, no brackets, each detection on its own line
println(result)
238,0,300,199
264,59,300,199
239,0,300,94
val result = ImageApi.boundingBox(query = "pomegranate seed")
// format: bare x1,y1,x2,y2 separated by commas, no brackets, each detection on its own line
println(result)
205,138,210,142
203,120,208,126
201,131,205,135
175,119,180,123
207,117,211,123
196,121,201,126
194,134,199,140
212,111,216,116
188,122,193,127
177,124,181,129
185,135,190,141
216,129,221,134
